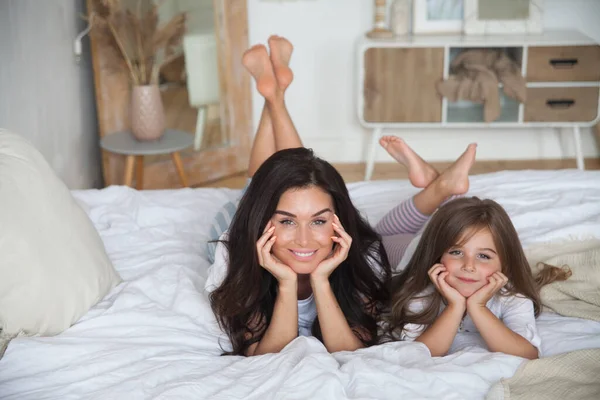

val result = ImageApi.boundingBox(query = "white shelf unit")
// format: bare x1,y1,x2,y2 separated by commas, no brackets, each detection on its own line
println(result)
357,30,600,180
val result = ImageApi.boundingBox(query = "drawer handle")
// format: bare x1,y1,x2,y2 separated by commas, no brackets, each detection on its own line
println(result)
546,99,575,109
549,58,578,69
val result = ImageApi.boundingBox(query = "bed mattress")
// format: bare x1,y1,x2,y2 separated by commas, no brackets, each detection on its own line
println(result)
1,169,599,400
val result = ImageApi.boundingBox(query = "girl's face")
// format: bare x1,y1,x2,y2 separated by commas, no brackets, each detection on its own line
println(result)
269,186,336,275
440,227,502,297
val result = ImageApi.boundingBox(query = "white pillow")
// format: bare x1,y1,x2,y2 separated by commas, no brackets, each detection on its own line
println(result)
0,130,121,341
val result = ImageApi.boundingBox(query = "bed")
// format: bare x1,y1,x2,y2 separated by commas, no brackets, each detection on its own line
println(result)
1,169,599,400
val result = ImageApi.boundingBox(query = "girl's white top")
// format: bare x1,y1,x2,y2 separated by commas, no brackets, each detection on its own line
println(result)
400,288,542,355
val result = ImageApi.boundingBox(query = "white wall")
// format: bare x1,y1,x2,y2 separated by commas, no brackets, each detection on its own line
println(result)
0,0,101,189
248,0,600,163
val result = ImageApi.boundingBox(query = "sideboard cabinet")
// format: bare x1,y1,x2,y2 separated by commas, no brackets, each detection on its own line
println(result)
358,31,600,179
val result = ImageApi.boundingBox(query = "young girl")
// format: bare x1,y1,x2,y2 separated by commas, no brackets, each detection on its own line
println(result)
206,37,391,357
375,137,569,359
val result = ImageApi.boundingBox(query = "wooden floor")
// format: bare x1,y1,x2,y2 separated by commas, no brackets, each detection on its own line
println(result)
197,158,600,189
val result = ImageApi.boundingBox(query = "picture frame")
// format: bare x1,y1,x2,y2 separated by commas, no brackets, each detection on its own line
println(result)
463,0,544,35
412,0,464,35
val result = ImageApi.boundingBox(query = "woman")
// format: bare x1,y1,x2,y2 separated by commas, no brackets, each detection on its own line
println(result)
206,36,391,356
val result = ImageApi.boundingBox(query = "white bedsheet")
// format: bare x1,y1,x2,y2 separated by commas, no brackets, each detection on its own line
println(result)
1,170,599,400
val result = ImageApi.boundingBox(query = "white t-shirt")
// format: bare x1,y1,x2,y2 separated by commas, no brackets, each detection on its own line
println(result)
399,287,542,355
297,294,317,336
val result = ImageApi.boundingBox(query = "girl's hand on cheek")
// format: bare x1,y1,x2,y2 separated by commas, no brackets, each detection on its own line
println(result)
428,263,466,310
467,271,508,311
256,221,297,285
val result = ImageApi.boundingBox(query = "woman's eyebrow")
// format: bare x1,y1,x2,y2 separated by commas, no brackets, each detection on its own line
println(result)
273,208,333,218
274,210,296,217
312,208,333,217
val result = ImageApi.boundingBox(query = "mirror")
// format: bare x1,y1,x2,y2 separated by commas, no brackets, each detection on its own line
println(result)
478,0,530,21
153,0,225,166
88,0,252,188
115,0,225,166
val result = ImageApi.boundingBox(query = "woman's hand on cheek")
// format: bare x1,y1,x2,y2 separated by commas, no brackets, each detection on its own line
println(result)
466,271,508,311
428,263,466,310
310,215,351,283
257,221,297,285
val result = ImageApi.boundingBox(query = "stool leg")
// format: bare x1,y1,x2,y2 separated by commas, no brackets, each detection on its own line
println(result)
124,155,135,187
135,156,144,190
171,151,189,187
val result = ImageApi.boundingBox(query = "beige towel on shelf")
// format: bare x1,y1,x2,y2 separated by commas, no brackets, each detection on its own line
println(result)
437,49,526,123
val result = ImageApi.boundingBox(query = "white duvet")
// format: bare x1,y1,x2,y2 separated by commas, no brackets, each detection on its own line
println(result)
1,170,599,400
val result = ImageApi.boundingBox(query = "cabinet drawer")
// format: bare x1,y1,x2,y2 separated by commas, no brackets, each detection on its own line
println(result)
363,48,444,123
524,87,599,122
527,46,600,82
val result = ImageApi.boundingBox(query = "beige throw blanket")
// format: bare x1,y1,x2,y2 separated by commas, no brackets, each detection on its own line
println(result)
486,348,600,400
526,238,600,322
487,239,600,400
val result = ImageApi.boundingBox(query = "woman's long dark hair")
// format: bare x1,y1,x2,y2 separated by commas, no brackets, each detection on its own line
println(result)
385,197,570,340
210,148,391,355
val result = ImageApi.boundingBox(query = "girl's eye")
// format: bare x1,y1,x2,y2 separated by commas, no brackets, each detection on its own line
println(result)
312,219,327,226
449,250,462,256
477,253,491,260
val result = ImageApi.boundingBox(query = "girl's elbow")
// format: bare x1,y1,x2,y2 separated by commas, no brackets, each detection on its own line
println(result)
525,347,539,360
415,338,448,357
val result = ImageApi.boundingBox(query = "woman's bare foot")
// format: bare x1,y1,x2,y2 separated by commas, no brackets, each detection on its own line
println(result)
268,35,294,90
380,136,438,188
437,143,477,196
242,44,278,100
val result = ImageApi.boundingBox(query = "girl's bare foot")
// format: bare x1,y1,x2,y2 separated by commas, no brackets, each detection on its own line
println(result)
242,44,278,100
437,143,477,196
268,35,294,90
380,136,438,188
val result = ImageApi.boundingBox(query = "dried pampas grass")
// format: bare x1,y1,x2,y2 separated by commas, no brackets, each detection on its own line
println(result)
89,0,186,85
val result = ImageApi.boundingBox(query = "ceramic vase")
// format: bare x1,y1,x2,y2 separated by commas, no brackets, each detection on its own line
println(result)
130,84,165,141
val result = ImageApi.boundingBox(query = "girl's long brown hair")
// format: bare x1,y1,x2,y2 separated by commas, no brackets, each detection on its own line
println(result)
210,148,391,355
385,197,570,339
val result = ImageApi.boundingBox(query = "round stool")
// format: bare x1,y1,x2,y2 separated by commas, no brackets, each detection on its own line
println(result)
100,130,194,189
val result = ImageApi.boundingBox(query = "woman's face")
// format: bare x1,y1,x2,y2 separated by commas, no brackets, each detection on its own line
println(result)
269,186,336,275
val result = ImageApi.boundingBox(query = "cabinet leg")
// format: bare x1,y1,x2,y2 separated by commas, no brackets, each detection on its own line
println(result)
135,156,144,190
171,151,189,187
123,155,135,187
364,128,382,181
573,125,585,171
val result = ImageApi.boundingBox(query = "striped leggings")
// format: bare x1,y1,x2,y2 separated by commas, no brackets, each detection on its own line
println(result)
375,197,431,269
